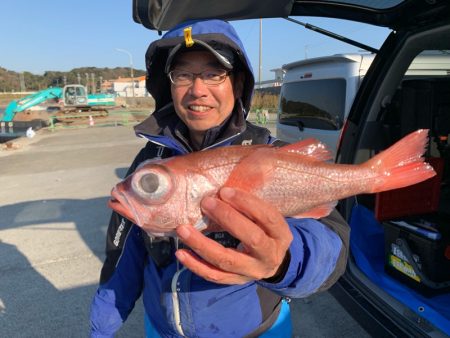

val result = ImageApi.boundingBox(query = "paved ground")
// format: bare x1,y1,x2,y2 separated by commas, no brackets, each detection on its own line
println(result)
0,124,370,337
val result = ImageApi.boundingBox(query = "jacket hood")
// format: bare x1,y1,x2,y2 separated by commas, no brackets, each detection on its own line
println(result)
145,19,255,114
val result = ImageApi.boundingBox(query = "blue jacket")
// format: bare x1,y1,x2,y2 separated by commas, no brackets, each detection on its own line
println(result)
90,19,348,337
90,112,346,337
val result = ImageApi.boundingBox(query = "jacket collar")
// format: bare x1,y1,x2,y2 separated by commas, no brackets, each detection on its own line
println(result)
134,101,247,153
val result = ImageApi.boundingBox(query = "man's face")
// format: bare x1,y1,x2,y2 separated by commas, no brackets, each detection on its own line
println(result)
170,51,242,136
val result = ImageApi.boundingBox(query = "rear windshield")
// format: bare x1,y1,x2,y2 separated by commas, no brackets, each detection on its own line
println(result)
278,79,346,130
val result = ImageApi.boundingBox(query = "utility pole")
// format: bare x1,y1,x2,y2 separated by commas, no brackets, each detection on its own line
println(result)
85,73,90,93
116,48,135,97
19,73,25,92
259,18,262,89
91,73,96,93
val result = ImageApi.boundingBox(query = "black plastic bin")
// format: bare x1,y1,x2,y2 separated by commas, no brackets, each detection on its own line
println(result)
384,215,450,297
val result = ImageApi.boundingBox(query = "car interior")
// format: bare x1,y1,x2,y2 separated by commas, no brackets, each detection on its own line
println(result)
344,22,450,336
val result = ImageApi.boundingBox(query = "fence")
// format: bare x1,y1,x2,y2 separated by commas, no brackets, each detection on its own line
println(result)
47,110,149,131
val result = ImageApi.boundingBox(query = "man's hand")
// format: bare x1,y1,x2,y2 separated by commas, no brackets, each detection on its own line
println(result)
174,187,293,284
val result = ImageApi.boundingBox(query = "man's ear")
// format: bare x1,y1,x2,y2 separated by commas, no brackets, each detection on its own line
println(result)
232,72,245,99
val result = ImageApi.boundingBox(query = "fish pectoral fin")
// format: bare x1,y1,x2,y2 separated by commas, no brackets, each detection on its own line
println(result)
292,201,337,219
194,216,209,232
224,148,275,192
279,138,332,162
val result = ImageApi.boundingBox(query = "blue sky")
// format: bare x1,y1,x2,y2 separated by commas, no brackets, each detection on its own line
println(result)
0,1,390,81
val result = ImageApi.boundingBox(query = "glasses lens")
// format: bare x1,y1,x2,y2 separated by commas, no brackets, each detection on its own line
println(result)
169,70,192,85
202,70,228,85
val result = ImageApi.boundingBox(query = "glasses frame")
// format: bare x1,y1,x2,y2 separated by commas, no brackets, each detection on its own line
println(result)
167,69,231,86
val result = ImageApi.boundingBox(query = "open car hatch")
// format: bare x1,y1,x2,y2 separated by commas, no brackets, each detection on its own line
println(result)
132,0,450,32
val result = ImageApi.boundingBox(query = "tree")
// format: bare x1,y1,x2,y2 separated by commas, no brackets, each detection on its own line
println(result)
0,67,146,92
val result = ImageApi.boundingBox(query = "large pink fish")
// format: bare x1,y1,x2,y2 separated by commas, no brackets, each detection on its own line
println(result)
109,129,436,236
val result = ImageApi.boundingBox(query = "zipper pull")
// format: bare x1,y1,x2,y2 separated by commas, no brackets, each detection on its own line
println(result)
155,146,165,159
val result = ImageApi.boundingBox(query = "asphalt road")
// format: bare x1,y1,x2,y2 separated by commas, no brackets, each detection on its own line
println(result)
0,124,370,337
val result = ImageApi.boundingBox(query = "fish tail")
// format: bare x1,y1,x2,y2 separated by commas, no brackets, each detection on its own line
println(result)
366,129,436,192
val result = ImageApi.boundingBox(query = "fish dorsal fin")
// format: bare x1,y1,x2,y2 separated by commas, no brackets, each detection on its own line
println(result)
278,138,332,162
291,201,337,219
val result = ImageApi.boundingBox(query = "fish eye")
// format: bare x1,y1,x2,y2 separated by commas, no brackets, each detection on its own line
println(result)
132,165,174,204
140,173,159,193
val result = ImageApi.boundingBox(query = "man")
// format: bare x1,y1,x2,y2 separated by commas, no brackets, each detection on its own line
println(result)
90,19,349,337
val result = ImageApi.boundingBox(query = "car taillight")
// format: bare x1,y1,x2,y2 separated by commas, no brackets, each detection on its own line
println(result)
301,72,312,79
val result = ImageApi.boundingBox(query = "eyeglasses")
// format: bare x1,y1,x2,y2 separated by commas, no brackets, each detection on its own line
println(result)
168,69,230,86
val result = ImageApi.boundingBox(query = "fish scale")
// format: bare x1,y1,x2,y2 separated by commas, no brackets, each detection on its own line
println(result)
247,158,373,213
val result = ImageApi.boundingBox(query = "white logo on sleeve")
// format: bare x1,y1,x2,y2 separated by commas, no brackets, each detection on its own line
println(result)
113,218,126,247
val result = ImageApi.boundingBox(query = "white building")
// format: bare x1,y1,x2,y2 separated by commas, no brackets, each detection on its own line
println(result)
254,68,284,89
112,76,149,97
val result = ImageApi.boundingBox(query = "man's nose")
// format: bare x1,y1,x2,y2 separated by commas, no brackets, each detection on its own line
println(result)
189,76,208,97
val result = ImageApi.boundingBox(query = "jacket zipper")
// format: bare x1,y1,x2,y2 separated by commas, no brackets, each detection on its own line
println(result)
172,237,186,336
201,132,242,151
171,266,187,336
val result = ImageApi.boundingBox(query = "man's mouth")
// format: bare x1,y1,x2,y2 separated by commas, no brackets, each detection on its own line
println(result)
188,105,212,112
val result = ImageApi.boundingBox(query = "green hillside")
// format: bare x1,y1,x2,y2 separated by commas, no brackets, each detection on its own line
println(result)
0,67,146,92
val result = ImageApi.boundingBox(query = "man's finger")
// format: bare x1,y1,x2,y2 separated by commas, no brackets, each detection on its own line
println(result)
176,225,264,277
200,196,271,256
200,194,291,265
219,187,291,240
175,249,252,285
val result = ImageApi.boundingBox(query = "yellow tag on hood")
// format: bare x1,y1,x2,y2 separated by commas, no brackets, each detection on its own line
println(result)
184,27,194,47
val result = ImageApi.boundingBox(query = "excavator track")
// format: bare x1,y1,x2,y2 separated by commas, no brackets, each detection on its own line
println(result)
54,107,109,124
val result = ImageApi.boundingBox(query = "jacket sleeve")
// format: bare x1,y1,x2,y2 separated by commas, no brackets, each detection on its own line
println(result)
90,218,148,337
90,145,154,337
258,210,349,298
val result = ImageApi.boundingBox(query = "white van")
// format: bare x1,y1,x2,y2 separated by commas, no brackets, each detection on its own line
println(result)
276,53,450,157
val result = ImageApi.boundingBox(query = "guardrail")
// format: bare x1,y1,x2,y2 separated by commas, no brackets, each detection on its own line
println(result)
2,108,273,136
47,110,149,131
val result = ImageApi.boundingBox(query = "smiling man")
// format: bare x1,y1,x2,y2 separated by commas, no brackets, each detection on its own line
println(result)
90,19,349,338
168,50,243,149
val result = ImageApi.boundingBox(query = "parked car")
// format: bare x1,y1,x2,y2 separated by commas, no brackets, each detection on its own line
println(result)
132,1,450,336
277,52,450,158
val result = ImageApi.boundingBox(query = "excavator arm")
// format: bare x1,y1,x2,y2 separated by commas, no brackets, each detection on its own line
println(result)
2,87,63,122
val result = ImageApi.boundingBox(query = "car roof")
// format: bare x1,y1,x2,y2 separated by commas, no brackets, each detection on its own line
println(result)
133,0,450,31
282,53,375,71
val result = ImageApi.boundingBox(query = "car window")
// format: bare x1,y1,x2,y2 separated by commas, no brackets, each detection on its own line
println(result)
278,78,345,130
76,86,86,96
378,50,450,144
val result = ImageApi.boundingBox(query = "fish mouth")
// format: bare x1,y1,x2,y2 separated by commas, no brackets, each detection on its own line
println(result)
108,187,138,225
